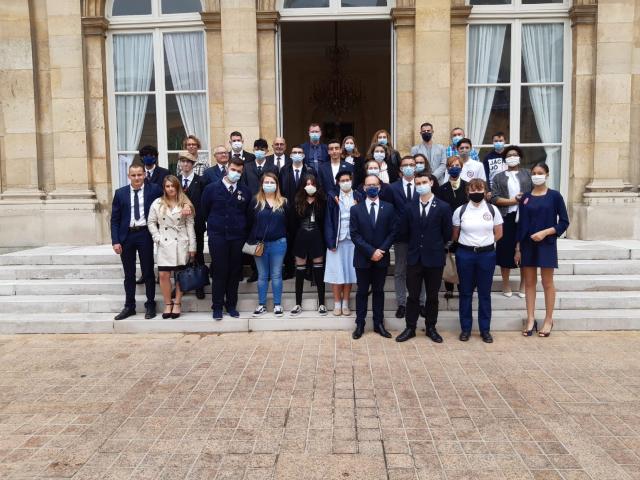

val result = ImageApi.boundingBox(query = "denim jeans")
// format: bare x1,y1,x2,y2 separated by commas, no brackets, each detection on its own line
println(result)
255,237,287,306
455,248,496,333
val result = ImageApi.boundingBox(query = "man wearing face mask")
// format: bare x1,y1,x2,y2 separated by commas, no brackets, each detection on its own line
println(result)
140,145,169,187
242,138,277,196
396,172,453,343
318,139,354,196
482,131,508,188
446,128,480,161
301,123,329,172
358,160,391,201
410,122,447,184
201,157,253,320
228,131,256,163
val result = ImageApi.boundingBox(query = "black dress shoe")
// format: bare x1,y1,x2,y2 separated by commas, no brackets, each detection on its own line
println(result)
395,305,406,319
396,328,416,342
459,331,471,342
481,331,494,343
352,325,364,340
144,306,156,319
420,305,427,318
136,276,145,285
195,288,205,300
426,328,443,343
114,308,135,321
246,272,258,283
283,271,294,280
374,325,392,338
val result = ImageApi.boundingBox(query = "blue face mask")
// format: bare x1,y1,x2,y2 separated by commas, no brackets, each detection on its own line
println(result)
309,132,321,142
415,163,425,173
493,141,505,151
344,144,355,153
401,166,415,177
142,155,156,165
448,166,462,178
377,137,388,146
227,170,242,183
263,183,276,193
254,150,266,160
291,153,304,164
415,184,431,196
365,186,380,199
452,135,463,146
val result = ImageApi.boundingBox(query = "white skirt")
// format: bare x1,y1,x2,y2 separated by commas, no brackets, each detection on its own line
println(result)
324,239,357,285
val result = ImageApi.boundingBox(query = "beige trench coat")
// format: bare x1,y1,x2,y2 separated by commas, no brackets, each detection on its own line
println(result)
147,199,196,267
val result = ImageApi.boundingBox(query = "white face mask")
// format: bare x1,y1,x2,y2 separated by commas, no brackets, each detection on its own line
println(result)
505,156,520,167
291,153,304,164
373,152,385,162
304,185,317,195
231,141,243,151
531,174,547,186
339,181,352,192
367,169,380,176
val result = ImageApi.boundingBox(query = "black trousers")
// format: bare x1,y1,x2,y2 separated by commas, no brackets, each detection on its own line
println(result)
120,229,155,310
209,236,244,311
194,226,205,266
406,264,443,330
355,266,388,328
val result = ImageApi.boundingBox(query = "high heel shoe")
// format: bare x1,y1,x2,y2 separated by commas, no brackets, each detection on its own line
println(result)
171,303,181,319
522,319,538,337
162,303,173,319
538,320,554,337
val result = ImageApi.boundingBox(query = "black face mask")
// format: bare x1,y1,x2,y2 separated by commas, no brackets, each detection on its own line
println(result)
421,132,433,142
469,192,485,203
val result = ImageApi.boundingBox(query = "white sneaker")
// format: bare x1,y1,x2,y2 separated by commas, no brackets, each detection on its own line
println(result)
341,300,351,316
274,305,284,316
318,305,327,316
502,291,513,298
253,305,267,316
290,305,302,316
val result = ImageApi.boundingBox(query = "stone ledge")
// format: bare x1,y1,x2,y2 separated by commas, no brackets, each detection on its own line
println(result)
391,7,416,27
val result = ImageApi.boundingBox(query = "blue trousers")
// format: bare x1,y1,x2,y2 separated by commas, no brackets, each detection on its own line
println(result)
255,237,287,306
209,236,244,311
120,229,155,310
455,248,496,333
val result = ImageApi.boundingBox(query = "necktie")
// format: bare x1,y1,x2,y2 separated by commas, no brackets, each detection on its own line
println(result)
228,185,234,194
133,189,141,221
406,182,412,200
146,171,151,179
221,166,226,175
421,203,428,219
276,157,282,170
369,202,376,225
257,165,263,175
295,169,300,185
183,178,189,189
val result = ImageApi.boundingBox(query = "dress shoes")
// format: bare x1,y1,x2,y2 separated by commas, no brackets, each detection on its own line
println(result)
481,331,494,343
283,270,294,281
227,308,240,318
114,308,135,321
395,328,416,342
212,308,223,321
426,328,443,343
136,276,145,285
374,325,392,338
352,325,364,340
144,306,156,319
459,331,471,342
195,288,205,300
395,305,406,319
246,271,258,283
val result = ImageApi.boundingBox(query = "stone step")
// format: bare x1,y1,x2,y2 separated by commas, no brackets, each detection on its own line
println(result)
1,309,638,335
1,290,640,314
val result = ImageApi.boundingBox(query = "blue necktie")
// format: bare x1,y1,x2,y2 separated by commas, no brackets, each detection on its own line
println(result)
295,169,300,185
133,189,141,221
369,202,376,226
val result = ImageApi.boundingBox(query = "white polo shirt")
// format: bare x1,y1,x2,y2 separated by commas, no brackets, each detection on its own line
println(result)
453,200,503,247
444,159,486,183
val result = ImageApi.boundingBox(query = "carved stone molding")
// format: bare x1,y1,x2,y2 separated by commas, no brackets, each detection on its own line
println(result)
256,0,277,11
81,16,109,36
256,11,280,31
81,0,106,18
202,0,221,12
395,0,415,6
391,7,416,27
200,11,221,31
451,5,472,26
569,3,598,26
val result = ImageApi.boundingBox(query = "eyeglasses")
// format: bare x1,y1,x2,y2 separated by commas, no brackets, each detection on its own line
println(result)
214,151,227,155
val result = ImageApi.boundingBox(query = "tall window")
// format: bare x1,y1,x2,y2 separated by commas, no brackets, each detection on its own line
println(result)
280,0,393,17
108,0,208,187
466,0,569,190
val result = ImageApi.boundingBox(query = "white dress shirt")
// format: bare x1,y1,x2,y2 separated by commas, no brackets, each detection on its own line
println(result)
402,177,414,199
182,172,195,190
506,171,520,214
129,184,146,227
365,197,379,223
222,177,236,194
274,155,285,170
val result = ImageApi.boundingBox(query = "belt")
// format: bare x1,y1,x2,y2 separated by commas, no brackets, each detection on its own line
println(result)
128,226,148,232
458,243,494,253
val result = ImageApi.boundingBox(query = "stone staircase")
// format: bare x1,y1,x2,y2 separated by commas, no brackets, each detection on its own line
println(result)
0,240,639,334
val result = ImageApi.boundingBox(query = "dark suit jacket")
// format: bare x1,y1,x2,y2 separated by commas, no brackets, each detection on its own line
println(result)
436,179,468,212
318,161,354,195
110,183,162,245
178,174,208,232
324,189,364,250
228,150,256,163
145,165,170,187
266,154,291,173
201,180,252,241
349,200,398,269
401,198,453,268
279,164,316,205
241,159,278,196
386,179,421,242
202,164,228,185
301,142,329,169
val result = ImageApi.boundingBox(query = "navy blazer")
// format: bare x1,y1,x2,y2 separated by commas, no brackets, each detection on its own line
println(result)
386,179,421,241
279,164,316,205
401,198,453,268
178,173,208,233
241,159,278,196
516,189,569,244
110,183,162,245
228,150,256,163
145,165,170,187
202,164,228,185
201,180,252,241
318,161,354,195
266,154,291,173
349,200,398,269
324,189,364,250
301,142,329,169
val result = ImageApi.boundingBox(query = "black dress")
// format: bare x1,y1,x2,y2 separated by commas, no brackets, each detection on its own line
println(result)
292,201,326,259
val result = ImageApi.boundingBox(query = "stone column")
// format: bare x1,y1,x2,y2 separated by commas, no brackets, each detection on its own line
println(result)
413,0,451,148
631,0,640,189
219,0,260,145
392,3,415,153
256,4,279,143
201,9,225,148
450,2,472,130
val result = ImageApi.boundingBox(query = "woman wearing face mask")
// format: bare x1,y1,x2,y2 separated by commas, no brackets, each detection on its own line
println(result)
358,160,391,200
324,171,363,316
249,173,289,317
452,179,503,343
413,154,440,195
365,144,398,184
490,146,533,299
290,174,328,316
515,163,569,337
368,130,400,182
342,136,365,187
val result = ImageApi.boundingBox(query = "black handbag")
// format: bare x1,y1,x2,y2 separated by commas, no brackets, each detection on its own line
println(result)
176,261,210,292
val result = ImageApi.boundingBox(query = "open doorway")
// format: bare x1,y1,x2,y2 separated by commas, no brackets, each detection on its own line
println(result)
280,20,391,147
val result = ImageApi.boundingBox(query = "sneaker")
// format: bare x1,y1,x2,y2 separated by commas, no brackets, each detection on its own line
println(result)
341,300,351,316
318,305,327,316
274,305,284,316
333,305,342,316
253,305,267,316
290,305,302,316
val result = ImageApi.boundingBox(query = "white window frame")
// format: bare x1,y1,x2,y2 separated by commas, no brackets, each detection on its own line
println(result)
106,0,209,190
278,0,394,21
465,16,571,195
467,0,571,15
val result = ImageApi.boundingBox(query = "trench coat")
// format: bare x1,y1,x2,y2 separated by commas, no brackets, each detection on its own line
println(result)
147,199,196,267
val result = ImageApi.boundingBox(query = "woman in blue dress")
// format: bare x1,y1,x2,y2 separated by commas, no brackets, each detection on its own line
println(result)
515,162,570,337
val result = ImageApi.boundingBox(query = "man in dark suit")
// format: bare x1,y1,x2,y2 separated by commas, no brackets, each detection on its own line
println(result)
228,131,256,164
242,138,277,196
140,145,169,187
201,157,252,320
111,163,162,320
203,145,230,184
267,136,290,173
349,174,398,340
177,152,208,299
318,139,354,196
301,123,329,172
396,172,453,343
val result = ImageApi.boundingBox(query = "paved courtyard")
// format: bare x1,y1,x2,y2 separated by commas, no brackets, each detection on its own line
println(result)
0,331,639,480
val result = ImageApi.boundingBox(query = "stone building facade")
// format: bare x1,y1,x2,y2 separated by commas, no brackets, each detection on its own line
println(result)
0,0,639,249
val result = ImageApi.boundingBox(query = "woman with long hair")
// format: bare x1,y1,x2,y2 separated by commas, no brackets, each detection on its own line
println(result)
342,136,365,186
290,174,327,316
249,172,289,316
365,143,398,184
147,175,196,319
368,129,400,182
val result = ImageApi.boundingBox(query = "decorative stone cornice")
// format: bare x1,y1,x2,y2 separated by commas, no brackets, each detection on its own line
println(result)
256,0,277,11
200,11,221,31
569,3,598,26
202,0,220,12
391,7,416,27
256,11,279,31
451,5,473,26
81,0,106,18
81,16,109,36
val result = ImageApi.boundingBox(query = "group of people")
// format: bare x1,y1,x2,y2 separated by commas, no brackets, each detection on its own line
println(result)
110,121,570,342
